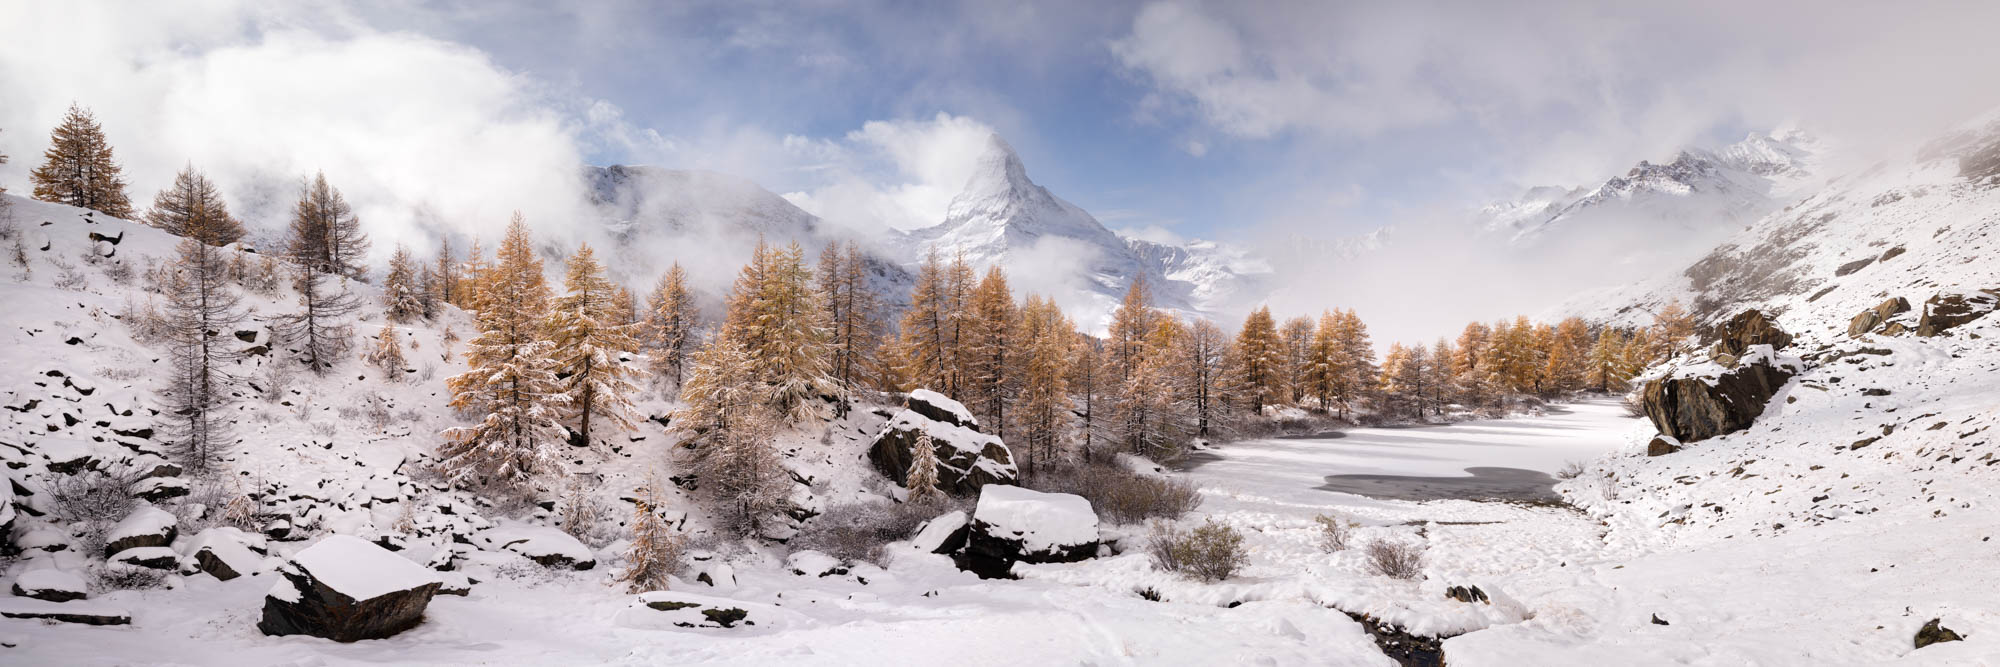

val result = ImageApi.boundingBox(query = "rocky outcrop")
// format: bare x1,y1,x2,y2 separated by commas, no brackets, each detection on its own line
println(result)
11,569,88,602
1915,289,1999,336
868,390,1018,496
962,485,1099,578
1648,310,1800,443
1915,618,1963,649
104,506,178,557
259,535,442,642
1707,309,1792,364
1646,436,1682,457
1846,297,1910,338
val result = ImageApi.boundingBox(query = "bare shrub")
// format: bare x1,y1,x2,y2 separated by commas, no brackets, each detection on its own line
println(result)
417,362,437,383
50,255,88,291
1147,519,1249,582
94,566,167,591
1622,394,1648,418
1555,460,1588,480
257,361,296,403
44,467,145,553
1028,462,1203,525
103,258,133,284
557,481,619,548
793,500,955,565
308,421,337,439
118,296,169,343
1314,513,1353,553
1364,538,1426,580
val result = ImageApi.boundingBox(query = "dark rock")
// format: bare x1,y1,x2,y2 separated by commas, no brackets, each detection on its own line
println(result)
1847,297,1911,338
1707,309,1793,362
1652,614,1670,626
702,607,750,628
1850,437,1879,450
0,602,131,626
904,389,980,431
1642,358,1796,443
234,330,259,343
110,547,181,569
868,402,1018,496
960,486,1098,579
1834,256,1876,276
258,535,442,642
1861,388,1891,397
104,507,178,557
1342,610,1449,667
1444,585,1489,604
1916,289,2000,337
1878,246,1906,262
1646,436,1683,457
1915,618,1963,649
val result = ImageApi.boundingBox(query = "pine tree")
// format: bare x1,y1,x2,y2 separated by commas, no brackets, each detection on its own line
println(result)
145,165,243,246
30,104,133,218
548,243,642,448
286,172,370,278
1232,307,1282,415
722,240,838,421
618,478,683,592
439,213,567,488
1279,316,1314,405
157,238,244,475
646,262,700,391
381,243,425,322
965,266,1017,434
370,323,407,379
1014,295,1073,476
905,430,944,505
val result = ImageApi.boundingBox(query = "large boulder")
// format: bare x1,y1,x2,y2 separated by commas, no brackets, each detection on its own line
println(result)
963,485,1099,578
869,392,1018,496
1642,346,1799,444
1916,289,1999,337
258,535,443,642
1846,297,1911,338
179,527,267,581
475,521,596,570
104,505,178,557
1706,309,1793,364
11,568,89,602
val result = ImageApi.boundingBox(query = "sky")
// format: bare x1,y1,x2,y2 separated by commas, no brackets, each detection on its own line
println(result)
3,0,1999,339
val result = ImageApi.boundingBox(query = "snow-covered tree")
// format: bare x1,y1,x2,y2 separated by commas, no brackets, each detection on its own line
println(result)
905,430,944,505
369,323,407,380
432,237,461,308
675,337,791,537
965,266,1016,434
1108,277,1159,384
548,243,642,447
31,104,132,218
145,165,243,246
439,213,567,488
646,262,700,391
1279,316,1314,405
895,250,956,395
1175,318,1232,439
618,478,683,592
723,240,838,421
1452,321,1494,409
285,172,370,279
157,238,244,475
1068,333,1113,462
1013,295,1072,476
382,243,425,322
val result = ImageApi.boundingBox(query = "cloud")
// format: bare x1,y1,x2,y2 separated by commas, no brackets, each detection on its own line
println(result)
782,112,1002,233
0,2,591,259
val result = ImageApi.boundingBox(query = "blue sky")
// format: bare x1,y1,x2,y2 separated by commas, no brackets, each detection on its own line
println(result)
4,1,1998,249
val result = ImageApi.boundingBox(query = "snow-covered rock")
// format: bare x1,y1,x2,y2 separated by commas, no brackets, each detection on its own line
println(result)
108,546,181,570
690,561,736,590
178,527,266,581
476,521,596,570
785,550,847,577
868,399,1017,495
104,505,177,557
259,535,443,642
0,598,131,626
965,485,1100,577
11,568,88,602
611,591,806,633
909,510,970,555
0,474,13,554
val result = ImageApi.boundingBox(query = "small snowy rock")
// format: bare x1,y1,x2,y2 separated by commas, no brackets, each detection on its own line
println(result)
108,546,181,570
691,561,736,590
786,550,848,577
476,522,596,570
178,527,266,581
909,510,970,554
11,569,88,602
105,505,178,557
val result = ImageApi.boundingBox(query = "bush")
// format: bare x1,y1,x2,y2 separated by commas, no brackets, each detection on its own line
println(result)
1364,538,1425,580
1313,513,1353,553
94,566,167,592
1555,460,1588,480
1147,519,1249,582
1028,462,1203,525
793,500,957,565
44,467,145,553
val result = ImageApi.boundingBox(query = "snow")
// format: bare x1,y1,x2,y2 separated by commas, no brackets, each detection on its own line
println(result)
971,485,1099,552
477,521,596,567
180,527,267,578
106,506,176,544
907,388,974,427
283,535,441,601
783,550,844,577
12,568,87,598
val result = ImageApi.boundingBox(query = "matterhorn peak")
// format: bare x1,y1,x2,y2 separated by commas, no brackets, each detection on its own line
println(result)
954,133,1036,205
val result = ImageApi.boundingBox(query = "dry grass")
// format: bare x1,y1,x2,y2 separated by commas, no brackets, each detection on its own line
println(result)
1365,538,1426,580
1028,462,1203,525
1313,513,1353,553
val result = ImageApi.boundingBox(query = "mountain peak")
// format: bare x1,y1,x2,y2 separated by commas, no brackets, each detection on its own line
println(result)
955,134,1035,205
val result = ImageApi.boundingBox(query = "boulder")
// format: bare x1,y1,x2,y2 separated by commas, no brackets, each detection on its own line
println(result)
258,535,442,642
1707,309,1792,362
132,476,191,502
909,510,971,555
785,550,847,577
963,485,1100,578
1915,618,1963,649
11,569,89,602
1916,289,2000,336
1646,435,1682,457
0,599,131,626
692,561,737,589
0,475,14,555
1642,346,1799,444
179,527,266,581
1846,297,1911,338
475,522,596,570
436,572,475,597
868,405,1018,496
905,389,980,430
109,546,181,570
104,505,178,557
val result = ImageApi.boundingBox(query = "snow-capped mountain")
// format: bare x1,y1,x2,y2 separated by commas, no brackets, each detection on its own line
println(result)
900,135,1267,327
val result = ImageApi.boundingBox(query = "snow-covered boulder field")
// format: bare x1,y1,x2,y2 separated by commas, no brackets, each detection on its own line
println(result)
963,485,1100,577
259,535,443,642
868,389,1018,494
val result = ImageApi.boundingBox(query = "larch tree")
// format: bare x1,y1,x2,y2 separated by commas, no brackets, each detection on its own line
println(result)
1107,277,1158,384
459,238,489,311
1305,310,1343,413
276,179,362,374
157,237,244,475
611,285,639,327
941,253,977,397
1541,317,1591,395
1378,343,1416,418
30,104,132,218
433,237,461,308
439,213,568,489
673,336,791,537
145,165,243,246
1176,318,1232,439
1013,295,1073,476
1232,306,1283,415
896,250,955,394
1587,327,1629,392
381,243,425,322
723,240,838,421
1425,339,1456,416
1653,299,1696,359
1452,322,1493,409
817,241,882,405
370,323,407,379
1119,327,1189,461
618,478,683,592
288,172,370,279
1279,316,1315,405
548,243,642,448
1068,333,1113,462
646,262,701,391
965,266,1017,434
905,430,944,505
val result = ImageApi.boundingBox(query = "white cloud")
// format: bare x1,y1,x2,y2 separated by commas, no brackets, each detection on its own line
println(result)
781,112,1002,233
